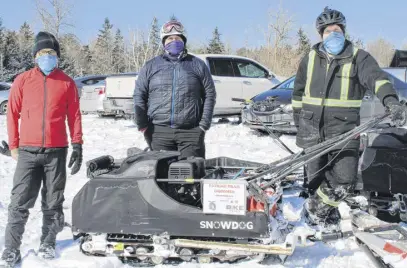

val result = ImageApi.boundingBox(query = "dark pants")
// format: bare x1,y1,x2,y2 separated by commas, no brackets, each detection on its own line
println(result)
305,148,359,193
304,148,360,223
145,125,206,159
4,147,68,249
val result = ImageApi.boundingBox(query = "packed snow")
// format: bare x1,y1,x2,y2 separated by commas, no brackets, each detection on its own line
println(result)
0,114,406,268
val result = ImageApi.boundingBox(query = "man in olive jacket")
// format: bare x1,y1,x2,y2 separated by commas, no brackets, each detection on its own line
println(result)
292,7,405,226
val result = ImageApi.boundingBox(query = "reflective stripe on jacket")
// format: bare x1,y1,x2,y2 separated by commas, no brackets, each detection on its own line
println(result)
292,40,398,148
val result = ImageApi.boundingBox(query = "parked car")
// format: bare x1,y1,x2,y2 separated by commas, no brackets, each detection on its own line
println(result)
0,82,11,115
102,72,139,118
74,75,108,97
192,53,281,116
241,71,407,134
79,80,114,117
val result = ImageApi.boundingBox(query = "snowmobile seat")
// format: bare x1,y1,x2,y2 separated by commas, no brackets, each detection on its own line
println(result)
92,150,181,180
127,146,147,157
360,127,407,194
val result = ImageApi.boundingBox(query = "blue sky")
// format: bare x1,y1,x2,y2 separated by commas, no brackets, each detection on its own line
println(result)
1,0,406,50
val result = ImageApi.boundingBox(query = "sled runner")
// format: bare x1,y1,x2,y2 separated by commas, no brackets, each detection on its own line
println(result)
352,210,407,268
309,209,407,268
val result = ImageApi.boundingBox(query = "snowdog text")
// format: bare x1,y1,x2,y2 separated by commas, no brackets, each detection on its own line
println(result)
199,221,254,230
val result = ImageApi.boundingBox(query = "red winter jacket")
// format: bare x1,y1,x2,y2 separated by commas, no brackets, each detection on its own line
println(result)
7,67,83,150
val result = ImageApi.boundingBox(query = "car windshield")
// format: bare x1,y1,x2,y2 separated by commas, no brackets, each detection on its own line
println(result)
272,76,295,90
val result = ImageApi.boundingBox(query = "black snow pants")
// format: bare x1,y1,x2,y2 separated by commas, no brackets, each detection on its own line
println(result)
145,125,206,159
304,148,360,193
4,147,68,250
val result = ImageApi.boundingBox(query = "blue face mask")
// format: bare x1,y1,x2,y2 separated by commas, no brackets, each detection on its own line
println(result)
35,55,58,75
323,31,345,55
164,40,185,56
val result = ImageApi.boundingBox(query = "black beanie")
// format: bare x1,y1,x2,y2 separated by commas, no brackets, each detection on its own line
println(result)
32,31,61,58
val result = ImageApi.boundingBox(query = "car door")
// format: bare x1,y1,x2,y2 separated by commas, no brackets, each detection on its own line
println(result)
207,57,243,113
232,58,275,99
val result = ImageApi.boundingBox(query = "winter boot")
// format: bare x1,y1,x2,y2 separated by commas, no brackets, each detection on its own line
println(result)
303,182,349,228
0,248,21,267
37,243,56,259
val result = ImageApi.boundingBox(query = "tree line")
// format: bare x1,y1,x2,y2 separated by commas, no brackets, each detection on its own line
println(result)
0,0,401,82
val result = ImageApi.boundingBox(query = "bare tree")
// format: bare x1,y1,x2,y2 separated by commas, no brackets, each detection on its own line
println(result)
366,38,395,67
59,34,85,76
262,0,294,64
128,27,145,71
34,0,74,38
256,0,297,76
126,19,163,72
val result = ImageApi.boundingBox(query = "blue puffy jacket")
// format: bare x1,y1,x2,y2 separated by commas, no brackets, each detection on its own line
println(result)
134,52,216,131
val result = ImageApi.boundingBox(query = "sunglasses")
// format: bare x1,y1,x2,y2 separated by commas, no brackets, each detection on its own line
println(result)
36,49,57,57
162,21,184,34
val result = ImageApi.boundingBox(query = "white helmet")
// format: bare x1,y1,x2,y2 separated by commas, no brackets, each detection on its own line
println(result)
160,19,187,45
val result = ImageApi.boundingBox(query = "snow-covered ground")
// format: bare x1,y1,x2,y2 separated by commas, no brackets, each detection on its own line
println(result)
0,114,403,267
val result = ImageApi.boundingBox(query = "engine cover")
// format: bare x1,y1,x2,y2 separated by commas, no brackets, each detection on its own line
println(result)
168,157,206,183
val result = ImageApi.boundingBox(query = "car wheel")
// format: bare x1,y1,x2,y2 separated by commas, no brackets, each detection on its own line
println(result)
0,101,7,115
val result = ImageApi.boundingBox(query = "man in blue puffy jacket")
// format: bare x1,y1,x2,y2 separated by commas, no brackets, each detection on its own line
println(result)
134,19,216,159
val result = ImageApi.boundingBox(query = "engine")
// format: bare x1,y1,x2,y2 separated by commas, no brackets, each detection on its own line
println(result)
160,157,207,207
167,157,206,183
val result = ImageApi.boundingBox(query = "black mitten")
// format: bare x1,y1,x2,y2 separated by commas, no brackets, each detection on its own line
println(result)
68,144,83,175
0,140,11,157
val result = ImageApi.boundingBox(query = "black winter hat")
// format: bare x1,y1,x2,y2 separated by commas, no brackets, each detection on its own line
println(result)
32,31,61,58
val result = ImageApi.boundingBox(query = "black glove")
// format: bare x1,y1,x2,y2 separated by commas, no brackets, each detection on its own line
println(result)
68,143,83,175
387,101,405,122
0,140,11,157
143,127,152,150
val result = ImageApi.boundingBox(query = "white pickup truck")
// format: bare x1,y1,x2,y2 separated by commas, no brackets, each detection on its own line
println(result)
101,54,280,119
102,72,139,118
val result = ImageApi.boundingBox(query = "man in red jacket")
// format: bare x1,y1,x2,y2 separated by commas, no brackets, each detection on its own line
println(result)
0,31,83,267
